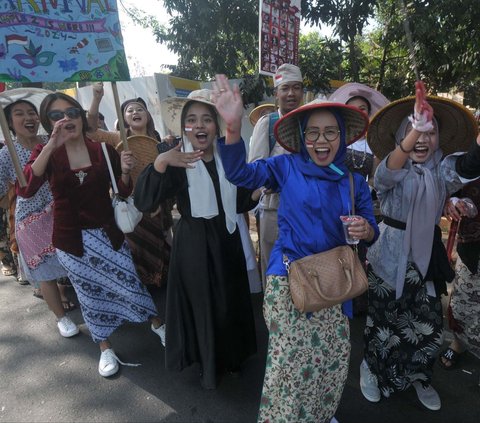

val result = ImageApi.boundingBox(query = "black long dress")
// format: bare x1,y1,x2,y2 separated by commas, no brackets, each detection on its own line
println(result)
135,159,257,389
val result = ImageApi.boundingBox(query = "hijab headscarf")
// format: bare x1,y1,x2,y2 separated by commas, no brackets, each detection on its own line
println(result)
393,117,443,298
291,108,348,180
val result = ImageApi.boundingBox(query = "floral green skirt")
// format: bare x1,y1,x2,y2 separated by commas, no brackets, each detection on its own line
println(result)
258,275,350,423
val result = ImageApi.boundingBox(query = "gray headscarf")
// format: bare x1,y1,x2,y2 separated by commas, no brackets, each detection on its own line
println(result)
393,117,443,298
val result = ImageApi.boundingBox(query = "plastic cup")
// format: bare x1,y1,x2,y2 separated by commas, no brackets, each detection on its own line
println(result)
340,215,362,245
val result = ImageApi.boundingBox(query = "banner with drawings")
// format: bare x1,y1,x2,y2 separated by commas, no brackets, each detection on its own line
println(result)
259,0,301,76
0,0,130,82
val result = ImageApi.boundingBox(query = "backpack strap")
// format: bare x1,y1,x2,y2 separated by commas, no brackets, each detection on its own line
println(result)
268,111,280,154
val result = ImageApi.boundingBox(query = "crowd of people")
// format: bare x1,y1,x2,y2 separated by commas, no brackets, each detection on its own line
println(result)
1,64,480,422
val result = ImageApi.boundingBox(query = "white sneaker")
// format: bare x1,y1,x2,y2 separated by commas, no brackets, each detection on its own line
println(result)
98,349,119,377
360,360,381,402
151,323,166,347
57,316,79,338
412,381,441,411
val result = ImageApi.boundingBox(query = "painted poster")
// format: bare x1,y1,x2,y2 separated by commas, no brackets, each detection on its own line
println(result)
259,0,300,76
0,0,130,82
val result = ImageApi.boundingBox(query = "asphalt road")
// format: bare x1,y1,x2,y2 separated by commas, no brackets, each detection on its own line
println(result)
1,275,479,423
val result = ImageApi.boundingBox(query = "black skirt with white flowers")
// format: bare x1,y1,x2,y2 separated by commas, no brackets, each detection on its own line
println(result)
363,263,444,397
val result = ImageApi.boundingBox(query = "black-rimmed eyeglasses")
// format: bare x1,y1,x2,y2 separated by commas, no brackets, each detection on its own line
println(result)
304,127,340,143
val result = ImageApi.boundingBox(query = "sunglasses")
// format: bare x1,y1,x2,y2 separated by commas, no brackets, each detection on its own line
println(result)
47,107,82,121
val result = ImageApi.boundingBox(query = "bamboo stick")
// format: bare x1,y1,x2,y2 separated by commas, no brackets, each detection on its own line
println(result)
0,106,27,187
111,81,129,150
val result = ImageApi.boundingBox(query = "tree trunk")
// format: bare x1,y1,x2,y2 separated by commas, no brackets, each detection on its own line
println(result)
348,33,359,82
377,2,396,92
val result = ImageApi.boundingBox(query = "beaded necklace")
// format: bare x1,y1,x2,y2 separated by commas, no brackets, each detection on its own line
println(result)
350,142,368,170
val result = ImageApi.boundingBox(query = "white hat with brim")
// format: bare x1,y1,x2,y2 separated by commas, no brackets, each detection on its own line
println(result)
328,82,389,116
274,99,369,153
161,89,226,137
0,87,54,110
368,96,478,160
249,103,276,126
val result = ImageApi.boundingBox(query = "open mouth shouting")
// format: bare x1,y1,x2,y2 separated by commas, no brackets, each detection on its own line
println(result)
24,121,38,133
312,144,331,161
63,122,77,132
195,131,209,144
411,142,433,162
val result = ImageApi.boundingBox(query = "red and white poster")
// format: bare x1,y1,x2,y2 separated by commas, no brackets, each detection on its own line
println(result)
259,0,301,76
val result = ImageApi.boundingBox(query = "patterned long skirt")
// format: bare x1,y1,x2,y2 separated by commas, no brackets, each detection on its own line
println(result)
126,212,171,287
15,203,66,284
363,263,444,397
258,275,350,423
56,228,158,343
448,258,480,359
0,206,14,270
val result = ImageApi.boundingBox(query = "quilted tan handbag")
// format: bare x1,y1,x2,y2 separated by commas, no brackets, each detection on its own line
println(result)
285,174,368,312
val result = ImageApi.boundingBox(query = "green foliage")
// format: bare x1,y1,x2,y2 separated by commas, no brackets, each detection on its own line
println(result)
302,1,378,81
299,32,343,95
121,0,480,107
122,0,258,80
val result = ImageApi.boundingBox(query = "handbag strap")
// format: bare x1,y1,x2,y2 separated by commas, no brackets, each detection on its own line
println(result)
348,172,359,253
100,142,119,195
349,172,355,215
284,173,357,272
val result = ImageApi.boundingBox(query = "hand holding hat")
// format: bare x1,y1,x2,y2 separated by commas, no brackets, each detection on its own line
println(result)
409,81,433,132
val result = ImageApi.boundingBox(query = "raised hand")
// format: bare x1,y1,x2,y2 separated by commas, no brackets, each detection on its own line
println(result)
212,74,243,139
92,82,104,101
154,141,204,172
46,119,69,151
410,80,433,132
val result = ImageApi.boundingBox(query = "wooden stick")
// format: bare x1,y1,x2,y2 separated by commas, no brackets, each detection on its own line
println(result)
0,106,27,187
446,219,459,265
111,81,129,150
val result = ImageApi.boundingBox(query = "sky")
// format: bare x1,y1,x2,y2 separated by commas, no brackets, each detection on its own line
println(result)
118,1,179,77
118,0,328,78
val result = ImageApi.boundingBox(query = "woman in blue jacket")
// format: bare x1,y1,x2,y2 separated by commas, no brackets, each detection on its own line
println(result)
213,75,379,423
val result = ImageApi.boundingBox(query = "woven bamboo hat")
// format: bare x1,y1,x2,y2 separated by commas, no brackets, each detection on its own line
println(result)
274,99,369,153
116,135,159,185
368,96,478,160
161,89,226,137
249,103,276,126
